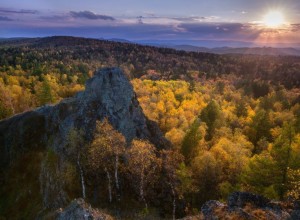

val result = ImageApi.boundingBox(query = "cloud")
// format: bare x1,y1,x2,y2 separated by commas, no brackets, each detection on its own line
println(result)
171,16,211,22
0,8,38,14
39,15,69,21
290,24,300,32
0,16,13,21
131,15,217,25
70,11,115,21
179,22,246,34
2,23,299,47
2,10,299,46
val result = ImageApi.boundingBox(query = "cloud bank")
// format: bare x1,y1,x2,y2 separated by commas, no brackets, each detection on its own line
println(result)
0,8,38,14
0,16,13,21
70,11,115,21
0,7,299,47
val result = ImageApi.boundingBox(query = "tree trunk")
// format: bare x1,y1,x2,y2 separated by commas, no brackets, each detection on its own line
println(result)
105,167,112,203
115,155,120,201
140,168,147,209
77,154,86,199
170,183,176,220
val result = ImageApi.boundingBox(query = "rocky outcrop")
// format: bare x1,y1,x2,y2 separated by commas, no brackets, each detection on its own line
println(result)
0,111,46,170
200,192,295,220
227,191,270,209
201,200,225,219
0,67,170,170
56,199,114,220
42,199,114,220
290,201,300,219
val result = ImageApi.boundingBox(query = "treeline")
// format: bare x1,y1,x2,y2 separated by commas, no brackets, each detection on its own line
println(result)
0,70,84,119
1,36,300,120
1,36,300,84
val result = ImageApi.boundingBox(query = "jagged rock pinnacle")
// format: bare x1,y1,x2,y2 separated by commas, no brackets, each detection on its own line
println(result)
0,67,170,169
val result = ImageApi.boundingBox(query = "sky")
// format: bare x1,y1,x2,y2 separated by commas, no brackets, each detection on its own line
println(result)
1,0,300,47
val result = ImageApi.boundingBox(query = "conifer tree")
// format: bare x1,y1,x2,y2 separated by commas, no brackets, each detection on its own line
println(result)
181,118,202,163
200,100,223,141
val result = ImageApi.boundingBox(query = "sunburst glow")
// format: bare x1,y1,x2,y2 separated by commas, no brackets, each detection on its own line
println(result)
263,11,285,28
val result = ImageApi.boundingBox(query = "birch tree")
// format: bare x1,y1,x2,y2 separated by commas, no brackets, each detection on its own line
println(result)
126,139,160,210
67,128,87,199
161,150,184,220
88,119,126,203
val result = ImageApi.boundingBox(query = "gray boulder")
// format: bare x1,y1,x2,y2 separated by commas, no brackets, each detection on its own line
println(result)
55,199,114,220
201,200,224,219
228,191,270,209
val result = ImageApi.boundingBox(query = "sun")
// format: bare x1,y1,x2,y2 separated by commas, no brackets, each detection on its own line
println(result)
263,11,285,28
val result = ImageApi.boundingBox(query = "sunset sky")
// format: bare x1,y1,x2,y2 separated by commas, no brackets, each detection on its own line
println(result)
1,0,300,47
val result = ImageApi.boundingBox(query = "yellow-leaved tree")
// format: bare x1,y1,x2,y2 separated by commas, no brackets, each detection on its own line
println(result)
87,119,126,203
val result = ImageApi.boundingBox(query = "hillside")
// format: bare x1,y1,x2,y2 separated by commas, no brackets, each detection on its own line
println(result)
0,36,299,88
1,37,300,219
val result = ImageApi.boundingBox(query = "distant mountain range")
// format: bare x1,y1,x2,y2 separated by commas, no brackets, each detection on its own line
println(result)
0,35,299,88
1,37,300,56
167,45,300,56
0,37,29,42
105,38,300,56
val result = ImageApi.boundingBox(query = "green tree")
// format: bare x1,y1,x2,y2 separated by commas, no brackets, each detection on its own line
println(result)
294,107,300,133
243,123,299,199
181,118,202,163
235,100,248,118
200,100,223,141
248,109,272,153
192,151,220,204
270,122,296,199
38,78,55,105
242,152,280,199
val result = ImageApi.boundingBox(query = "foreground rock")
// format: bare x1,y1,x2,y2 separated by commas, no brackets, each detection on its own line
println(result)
0,67,170,170
55,199,114,220
199,192,296,220
41,199,114,220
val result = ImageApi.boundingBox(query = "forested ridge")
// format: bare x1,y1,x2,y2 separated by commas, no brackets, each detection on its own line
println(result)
1,36,300,120
0,36,300,219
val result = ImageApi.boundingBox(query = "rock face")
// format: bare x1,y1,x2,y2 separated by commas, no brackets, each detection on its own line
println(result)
200,192,294,220
0,67,170,170
201,200,224,219
227,191,270,209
